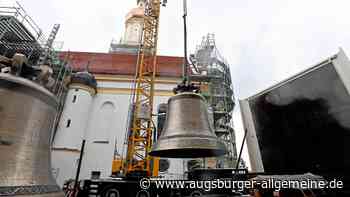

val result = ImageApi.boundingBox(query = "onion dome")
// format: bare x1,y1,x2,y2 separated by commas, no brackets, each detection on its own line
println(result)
70,71,97,89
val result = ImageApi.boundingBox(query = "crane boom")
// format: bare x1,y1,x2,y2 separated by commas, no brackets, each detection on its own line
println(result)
125,0,161,176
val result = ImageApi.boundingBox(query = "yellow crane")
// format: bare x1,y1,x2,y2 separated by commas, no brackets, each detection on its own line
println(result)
124,0,162,177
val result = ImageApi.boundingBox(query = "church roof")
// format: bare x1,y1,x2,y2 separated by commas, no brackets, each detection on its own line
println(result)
59,51,184,77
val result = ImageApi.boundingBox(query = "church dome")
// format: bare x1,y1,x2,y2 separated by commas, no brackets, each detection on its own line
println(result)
71,71,97,89
125,7,144,22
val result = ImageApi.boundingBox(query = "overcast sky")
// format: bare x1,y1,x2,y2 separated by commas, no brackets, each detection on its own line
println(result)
4,0,350,168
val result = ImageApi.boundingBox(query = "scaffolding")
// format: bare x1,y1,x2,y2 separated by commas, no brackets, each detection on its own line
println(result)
0,2,71,146
0,2,62,66
38,23,60,65
190,34,237,168
0,2,69,91
0,2,47,64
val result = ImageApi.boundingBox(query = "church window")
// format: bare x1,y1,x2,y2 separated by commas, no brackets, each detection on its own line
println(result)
66,119,71,128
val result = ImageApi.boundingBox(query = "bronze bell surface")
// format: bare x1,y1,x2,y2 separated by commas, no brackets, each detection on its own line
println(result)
149,92,227,158
0,74,63,196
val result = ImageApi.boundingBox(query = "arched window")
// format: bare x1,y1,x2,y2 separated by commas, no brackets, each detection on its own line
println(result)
94,101,115,142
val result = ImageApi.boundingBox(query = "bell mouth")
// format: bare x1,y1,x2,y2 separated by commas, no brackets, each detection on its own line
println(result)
149,136,227,158
149,148,226,158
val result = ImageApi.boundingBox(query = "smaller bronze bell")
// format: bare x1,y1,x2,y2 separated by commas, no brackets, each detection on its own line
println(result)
149,92,227,158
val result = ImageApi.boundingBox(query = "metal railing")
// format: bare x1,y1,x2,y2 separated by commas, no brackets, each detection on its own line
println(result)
0,1,46,43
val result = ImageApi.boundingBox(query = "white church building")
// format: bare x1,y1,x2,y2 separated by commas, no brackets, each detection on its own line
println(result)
51,0,187,186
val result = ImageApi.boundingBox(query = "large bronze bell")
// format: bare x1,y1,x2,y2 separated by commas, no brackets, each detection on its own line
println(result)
149,92,227,158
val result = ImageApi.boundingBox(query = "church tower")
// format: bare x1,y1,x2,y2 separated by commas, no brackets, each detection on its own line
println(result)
51,70,97,186
109,0,145,53
122,0,145,45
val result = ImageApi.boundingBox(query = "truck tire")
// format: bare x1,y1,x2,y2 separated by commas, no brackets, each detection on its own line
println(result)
136,190,150,197
101,187,120,197
190,190,203,197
